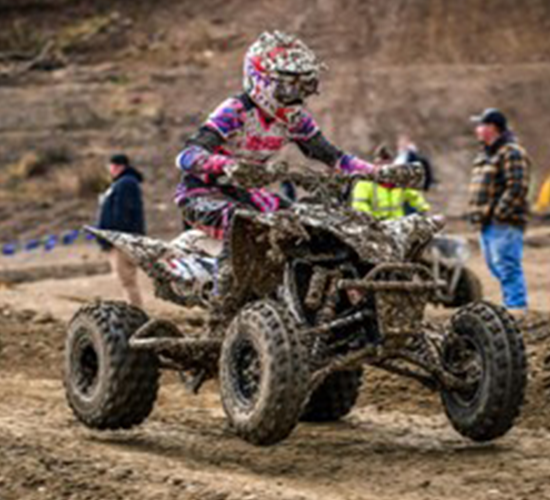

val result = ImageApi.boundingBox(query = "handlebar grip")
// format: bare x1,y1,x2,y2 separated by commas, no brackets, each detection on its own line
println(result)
376,162,426,189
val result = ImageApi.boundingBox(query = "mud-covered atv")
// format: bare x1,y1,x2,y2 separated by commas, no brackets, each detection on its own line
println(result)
64,168,526,446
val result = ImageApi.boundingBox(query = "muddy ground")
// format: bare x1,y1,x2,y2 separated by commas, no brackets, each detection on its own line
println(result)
2,1,550,498
0,233,550,500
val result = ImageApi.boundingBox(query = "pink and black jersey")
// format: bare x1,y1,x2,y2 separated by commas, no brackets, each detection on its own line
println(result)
203,95,319,164
175,94,373,202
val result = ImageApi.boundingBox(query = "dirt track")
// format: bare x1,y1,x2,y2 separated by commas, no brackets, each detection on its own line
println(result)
1,240,550,500
2,1,550,497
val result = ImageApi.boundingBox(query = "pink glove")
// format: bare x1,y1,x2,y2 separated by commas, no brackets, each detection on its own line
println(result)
338,154,376,177
202,154,236,176
176,145,235,177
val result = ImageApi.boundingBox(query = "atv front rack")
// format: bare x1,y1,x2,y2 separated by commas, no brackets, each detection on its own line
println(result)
338,263,445,292
304,263,473,394
338,263,446,340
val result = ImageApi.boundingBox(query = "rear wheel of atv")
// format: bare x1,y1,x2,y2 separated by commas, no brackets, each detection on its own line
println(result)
444,267,483,308
64,301,160,430
301,369,363,422
220,300,308,445
441,301,526,442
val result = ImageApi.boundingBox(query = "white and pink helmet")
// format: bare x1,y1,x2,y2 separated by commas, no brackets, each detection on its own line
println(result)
243,31,324,125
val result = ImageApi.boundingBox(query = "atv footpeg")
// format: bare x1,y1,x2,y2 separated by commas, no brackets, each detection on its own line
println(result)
179,369,209,394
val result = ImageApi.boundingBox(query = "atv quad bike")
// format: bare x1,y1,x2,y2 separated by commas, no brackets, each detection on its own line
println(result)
64,167,526,446
423,235,483,308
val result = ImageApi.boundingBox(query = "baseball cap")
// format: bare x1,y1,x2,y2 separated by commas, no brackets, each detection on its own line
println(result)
110,154,130,166
470,108,508,131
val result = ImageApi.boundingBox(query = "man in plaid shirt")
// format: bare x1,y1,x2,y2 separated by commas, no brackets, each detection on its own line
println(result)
468,108,531,313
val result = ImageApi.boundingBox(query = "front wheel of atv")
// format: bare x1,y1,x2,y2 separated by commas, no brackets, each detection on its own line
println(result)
219,300,308,445
64,301,160,430
441,301,526,441
301,369,363,422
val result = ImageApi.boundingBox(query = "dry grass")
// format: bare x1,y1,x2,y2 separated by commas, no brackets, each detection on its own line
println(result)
5,146,72,183
179,19,241,66
0,11,127,65
1,151,108,201
56,13,124,54
0,18,45,54
75,163,110,198
6,152,46,181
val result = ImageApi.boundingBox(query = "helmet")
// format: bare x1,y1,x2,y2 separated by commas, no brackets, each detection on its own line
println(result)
243,31,323,125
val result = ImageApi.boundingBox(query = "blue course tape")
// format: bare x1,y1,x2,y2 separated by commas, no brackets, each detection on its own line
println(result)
62,230,80,245
1,228,95,257
25,239,41,251
44,235,58,252
2,243,17,256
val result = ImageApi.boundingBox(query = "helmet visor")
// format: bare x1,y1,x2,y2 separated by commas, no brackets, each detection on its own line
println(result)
273,73,319,105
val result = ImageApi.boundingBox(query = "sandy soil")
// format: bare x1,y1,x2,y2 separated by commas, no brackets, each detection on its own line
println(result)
1,235,550,500
2,2,550,498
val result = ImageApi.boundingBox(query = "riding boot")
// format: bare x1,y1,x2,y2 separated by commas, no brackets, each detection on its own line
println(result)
207,244,239,339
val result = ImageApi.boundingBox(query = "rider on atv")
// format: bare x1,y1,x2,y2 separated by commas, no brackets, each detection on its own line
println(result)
174,31,420,238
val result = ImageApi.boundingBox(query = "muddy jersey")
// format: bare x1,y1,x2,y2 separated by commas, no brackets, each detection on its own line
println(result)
204,94,318,164
175,93,373,208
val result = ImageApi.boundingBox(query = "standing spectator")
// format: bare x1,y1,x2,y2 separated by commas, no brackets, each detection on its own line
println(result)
98,154,146,308
396,134,436,192
468,109,531,314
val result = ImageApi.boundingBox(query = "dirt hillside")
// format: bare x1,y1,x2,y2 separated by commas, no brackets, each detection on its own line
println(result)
1,0,550,240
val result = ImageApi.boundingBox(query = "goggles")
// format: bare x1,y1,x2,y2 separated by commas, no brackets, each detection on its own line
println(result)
273,72,319,105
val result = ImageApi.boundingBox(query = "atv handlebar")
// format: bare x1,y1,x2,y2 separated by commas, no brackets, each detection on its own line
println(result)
224,161,426,193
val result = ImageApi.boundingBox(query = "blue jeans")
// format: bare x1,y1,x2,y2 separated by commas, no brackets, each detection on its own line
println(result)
480,224,528,309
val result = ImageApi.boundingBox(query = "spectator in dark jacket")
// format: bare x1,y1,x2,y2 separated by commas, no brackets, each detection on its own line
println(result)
98,155,145,237
98,154,145,308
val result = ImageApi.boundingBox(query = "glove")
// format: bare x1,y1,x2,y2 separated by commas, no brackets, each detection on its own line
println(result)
339,155,376,177
376,162,426,189
200,154,235,176
222,161,245,180
267,161,289,179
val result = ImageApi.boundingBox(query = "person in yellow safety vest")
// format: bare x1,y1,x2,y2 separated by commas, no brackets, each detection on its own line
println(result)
351,144,430,220
352,180,430,219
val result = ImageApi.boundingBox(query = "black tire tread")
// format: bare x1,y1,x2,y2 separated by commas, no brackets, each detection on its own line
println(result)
64,301,160,430
442,301,526,441
446,267,483,308
220,300,308,445
301,369,363,422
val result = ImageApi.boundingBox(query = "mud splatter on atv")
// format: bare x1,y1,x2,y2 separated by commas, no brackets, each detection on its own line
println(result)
65,168,526,446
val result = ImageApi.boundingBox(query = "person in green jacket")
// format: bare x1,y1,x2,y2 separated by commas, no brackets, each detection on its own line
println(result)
351,145,430,219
